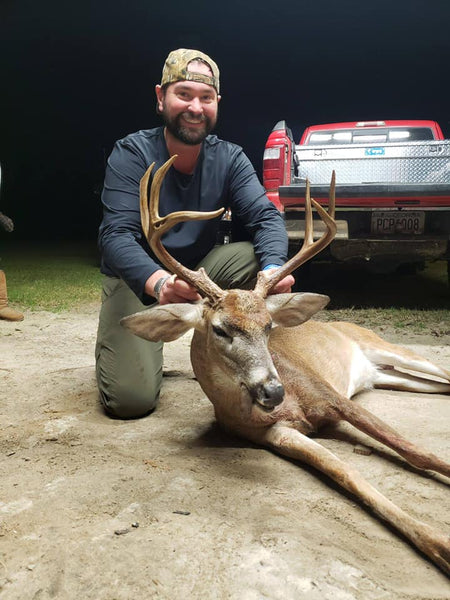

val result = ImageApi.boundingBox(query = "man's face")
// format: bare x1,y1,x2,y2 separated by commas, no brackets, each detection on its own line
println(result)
156,61,220,145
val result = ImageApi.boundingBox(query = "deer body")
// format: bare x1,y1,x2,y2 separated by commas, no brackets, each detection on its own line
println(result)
121,157,450,575
188,290,449,440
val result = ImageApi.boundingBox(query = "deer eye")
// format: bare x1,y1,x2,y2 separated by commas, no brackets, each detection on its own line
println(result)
212,325,231,340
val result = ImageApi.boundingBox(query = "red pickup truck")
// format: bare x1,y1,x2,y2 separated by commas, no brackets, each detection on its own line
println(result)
263,120,450,277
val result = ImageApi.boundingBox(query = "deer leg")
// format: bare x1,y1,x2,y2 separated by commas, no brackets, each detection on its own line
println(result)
374,367,450,394
331,322,450,387
332,396,450,477
363,345,450,389
263,424,450,575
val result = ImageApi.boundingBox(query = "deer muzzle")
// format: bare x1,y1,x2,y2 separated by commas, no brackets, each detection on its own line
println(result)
250,379,285,411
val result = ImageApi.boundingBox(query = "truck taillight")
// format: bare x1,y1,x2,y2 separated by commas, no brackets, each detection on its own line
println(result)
263,146,284,192
263,148,281,160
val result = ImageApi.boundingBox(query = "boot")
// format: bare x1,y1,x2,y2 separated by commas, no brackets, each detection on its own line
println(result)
0,270,24,321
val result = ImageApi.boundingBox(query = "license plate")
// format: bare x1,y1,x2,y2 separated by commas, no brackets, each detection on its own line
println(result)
371,211,425,235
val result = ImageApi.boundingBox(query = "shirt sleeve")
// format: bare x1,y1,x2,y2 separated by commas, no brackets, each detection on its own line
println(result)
227,149,288,269
98,139,163,303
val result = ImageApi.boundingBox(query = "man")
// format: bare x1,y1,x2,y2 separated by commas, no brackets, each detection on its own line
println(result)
96,48,294,419
0,211,24,322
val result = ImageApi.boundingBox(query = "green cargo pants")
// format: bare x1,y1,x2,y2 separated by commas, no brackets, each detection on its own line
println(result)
95,242,259,419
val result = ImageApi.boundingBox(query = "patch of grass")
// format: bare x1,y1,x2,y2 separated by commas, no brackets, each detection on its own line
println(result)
1,241,103,311
319,306,450,335
292,259,449,335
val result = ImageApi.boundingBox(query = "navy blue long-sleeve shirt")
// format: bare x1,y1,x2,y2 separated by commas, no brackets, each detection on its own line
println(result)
98,127,288,303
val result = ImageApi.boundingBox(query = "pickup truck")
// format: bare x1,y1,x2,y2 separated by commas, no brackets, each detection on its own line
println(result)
262,119,450,277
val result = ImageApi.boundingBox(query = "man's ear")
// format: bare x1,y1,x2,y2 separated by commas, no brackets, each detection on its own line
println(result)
265,293,330,327
155,84,164,113
120,303,204,343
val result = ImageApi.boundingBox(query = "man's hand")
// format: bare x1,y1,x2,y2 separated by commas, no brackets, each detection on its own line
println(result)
264,268,295,295
159,275,202,305
146,270,201,305
145,266,294,305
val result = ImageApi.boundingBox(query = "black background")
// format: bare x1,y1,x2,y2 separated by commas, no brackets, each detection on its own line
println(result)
1,0,449,240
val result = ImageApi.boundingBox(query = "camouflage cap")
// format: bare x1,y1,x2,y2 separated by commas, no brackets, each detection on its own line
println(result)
161,48,220,94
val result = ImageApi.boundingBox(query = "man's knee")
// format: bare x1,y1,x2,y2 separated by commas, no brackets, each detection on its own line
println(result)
198,241,259,289
96,363,162,420
95,335,163,420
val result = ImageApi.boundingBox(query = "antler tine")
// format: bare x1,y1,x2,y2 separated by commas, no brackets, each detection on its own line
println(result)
139,162,155,238
328,169,336,219
140,156,226,303
254,171,337,297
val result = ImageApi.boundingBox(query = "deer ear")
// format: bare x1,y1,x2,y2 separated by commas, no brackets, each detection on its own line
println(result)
120,303,204,342
265,293,330,327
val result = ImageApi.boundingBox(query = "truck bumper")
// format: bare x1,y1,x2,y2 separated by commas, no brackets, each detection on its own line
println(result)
285,218,449,265
328,238,448,263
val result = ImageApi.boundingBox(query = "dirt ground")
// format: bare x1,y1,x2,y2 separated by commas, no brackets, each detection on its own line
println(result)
0,305,449,599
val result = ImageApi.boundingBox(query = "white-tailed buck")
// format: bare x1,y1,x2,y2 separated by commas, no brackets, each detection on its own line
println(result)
122,156,450,575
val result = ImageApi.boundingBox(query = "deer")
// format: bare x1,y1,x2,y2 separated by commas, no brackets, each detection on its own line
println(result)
121,156,450,575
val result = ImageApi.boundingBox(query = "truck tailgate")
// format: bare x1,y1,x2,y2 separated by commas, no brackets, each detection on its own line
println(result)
280,182,450,208
295,139,450,180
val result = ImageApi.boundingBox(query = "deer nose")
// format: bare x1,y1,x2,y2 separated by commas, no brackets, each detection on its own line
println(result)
253,379,285,410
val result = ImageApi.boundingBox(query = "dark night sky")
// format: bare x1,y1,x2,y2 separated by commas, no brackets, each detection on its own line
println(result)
1,0,450,240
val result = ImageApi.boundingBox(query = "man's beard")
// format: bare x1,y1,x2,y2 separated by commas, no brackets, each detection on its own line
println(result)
162,109,216,145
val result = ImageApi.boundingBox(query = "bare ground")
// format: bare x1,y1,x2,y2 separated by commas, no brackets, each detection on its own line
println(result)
0,305,449,599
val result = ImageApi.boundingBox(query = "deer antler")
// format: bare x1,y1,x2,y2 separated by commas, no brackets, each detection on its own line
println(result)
254,172,337,297
140,155,226,303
